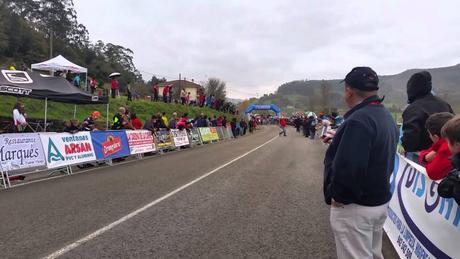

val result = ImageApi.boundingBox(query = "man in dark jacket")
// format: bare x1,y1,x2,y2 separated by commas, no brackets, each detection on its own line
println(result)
401,71,453,157
324,67,398,259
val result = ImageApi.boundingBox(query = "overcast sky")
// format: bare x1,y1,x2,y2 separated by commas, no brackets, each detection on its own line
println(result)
74,0,460,99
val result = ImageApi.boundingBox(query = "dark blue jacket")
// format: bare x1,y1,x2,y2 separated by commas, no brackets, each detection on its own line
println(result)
323,95,399,206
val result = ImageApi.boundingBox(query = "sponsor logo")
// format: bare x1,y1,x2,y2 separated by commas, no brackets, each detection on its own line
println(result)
0,85,32,95
1,70,33,84
91,96,99,101
102,135,122,157
47,138,64,163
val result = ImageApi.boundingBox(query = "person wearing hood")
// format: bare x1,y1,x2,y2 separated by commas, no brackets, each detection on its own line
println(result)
401,71,453,157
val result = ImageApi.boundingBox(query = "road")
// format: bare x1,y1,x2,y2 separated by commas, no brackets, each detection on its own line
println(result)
0,126,397,258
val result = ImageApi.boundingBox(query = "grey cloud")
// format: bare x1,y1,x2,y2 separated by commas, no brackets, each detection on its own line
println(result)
74,0,460,98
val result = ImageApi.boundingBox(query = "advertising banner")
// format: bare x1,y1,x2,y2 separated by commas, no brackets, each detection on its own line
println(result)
90,131,130,160
0,133,46,172
171,129,190,147
39,132,96,169
383,154,458,259
154,129,174,150
190,128,202,145
125,130,156,154
216,127,224,140
199,127,219,142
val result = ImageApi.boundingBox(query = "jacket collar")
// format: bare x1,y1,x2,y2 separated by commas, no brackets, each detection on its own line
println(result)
344,95,383,119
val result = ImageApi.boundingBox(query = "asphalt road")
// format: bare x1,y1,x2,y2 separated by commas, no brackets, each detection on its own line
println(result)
0,126,398,258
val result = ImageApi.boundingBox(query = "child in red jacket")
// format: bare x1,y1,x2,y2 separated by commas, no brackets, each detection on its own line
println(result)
419,112,455,180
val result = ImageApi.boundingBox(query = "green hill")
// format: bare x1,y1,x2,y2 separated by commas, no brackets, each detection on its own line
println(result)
259,64,460,114
0,96,235,131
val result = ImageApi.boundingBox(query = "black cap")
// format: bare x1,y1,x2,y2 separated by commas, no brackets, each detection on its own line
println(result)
341,67,379,91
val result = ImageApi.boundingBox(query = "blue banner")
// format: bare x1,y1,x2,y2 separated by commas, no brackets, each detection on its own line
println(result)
90,131,130,160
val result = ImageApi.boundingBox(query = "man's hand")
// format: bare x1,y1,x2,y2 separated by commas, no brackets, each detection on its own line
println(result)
331,199,344,208
425,151,437,162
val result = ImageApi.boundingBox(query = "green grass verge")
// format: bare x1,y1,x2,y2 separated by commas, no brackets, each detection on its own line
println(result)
0,96,236,125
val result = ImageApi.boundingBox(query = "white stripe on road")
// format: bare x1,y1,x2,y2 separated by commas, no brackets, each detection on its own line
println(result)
43,135,278,259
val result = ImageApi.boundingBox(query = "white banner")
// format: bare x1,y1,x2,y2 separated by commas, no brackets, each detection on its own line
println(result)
0,133,46,172
171,129,190,147
126,130,156,154
39,132,96,169
384,154,459,259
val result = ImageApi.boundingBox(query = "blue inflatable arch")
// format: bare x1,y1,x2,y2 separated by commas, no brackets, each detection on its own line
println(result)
244,104,282,116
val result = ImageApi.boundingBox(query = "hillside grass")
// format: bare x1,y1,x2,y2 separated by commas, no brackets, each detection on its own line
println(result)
0,96,236,126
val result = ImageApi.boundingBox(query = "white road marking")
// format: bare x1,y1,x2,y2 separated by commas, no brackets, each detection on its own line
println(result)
43,135,278,259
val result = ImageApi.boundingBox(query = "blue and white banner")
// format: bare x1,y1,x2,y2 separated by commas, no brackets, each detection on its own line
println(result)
91,131,130,160
0,133,46,172
39,132,96,169
384,154,459,259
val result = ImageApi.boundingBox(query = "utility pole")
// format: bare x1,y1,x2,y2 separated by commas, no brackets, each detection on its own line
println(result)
49,30,53,58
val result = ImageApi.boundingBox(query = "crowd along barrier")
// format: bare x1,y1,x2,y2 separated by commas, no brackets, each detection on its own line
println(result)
384,154,458,259
0,126,237,188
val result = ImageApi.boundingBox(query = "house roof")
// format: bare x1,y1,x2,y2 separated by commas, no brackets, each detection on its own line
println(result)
157,80,203,89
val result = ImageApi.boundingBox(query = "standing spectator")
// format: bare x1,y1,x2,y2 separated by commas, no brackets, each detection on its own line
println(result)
324,67,398,259
401,71,453,160
279,116,287,136
112,107,126,130
176,113,188,130
419,112,454,180
217,116,223,127
180,89,187,105
161,112,168,128
127,84,132,102
168,85,174,103
12,102,27,132
152,84,159,102
231,118,238,138
240,119,248,135
64,119,81,134
89,77,97,94
307,115,317,139
199,93,206,107
110,78,119,99
143,115,157,133
162,85,169,103
130,113,143,129
73,74,81,88
169,112,178,129
196,113,208,127
210,115,218,127
222,116,227,128
186,92,191,105
81,111,100,131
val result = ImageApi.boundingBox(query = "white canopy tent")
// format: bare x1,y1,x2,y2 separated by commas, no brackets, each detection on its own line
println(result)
30,56,110,130
31,55,88,73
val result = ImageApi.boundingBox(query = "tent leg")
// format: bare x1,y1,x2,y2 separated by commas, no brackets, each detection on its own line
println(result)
44,98,48,132
73,105,77,118
106,103,110,130
85,73,88,92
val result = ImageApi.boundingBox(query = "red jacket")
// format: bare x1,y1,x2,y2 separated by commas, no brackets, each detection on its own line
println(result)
131,118,143,129
279,118,287,127
419,138,452,180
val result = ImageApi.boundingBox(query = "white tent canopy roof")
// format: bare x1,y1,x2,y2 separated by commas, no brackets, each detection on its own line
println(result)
31,55,87,73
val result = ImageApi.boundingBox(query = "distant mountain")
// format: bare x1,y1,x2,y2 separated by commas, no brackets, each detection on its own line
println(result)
226,98,243,104
258,64,460,113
